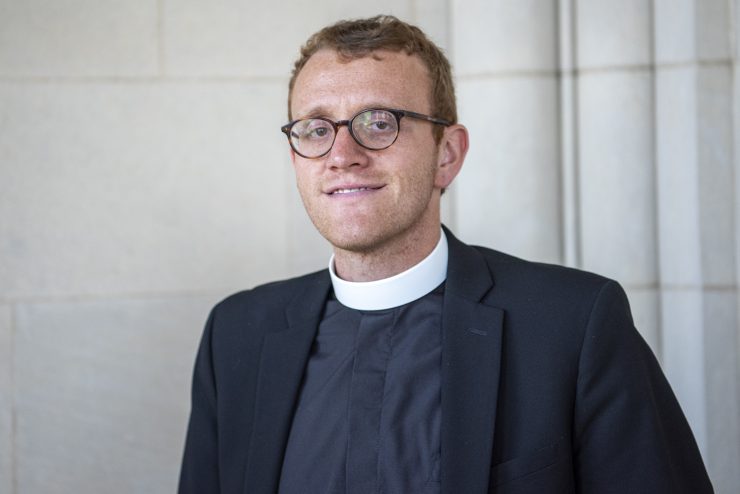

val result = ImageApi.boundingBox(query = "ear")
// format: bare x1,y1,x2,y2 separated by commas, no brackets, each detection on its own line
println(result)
434,124,469,189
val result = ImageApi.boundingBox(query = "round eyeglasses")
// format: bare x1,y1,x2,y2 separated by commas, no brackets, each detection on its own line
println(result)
280,108,451,159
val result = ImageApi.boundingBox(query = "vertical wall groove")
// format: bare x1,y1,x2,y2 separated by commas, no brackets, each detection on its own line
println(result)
554,0,564,265
157,0,165,77
648,0,664,358
558,0,582,268
10,304,17,494
572,0,583,270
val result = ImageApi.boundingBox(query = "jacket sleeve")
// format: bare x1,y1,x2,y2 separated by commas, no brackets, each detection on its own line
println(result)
573,281,713,493
178,310,220,493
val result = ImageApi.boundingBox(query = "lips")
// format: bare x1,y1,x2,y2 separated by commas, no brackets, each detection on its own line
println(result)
332,187,374,194
327,184,385,195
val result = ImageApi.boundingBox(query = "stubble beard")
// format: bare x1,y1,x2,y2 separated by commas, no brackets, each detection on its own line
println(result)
299,147,442,259
303,182,439,259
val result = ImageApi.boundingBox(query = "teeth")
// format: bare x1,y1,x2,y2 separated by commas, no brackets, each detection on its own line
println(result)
333,187,370,194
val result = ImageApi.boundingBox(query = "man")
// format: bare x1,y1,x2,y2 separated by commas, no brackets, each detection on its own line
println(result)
179,15,713,494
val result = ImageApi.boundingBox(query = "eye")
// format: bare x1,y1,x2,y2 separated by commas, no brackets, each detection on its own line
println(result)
356,110,397,134
299,119,333,140
309,127,329,137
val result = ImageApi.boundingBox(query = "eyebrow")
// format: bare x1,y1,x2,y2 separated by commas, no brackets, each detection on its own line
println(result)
295,106,332,120
294,103,400,120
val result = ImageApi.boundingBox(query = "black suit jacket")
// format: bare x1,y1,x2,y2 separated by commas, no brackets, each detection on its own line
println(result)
179,229,713,493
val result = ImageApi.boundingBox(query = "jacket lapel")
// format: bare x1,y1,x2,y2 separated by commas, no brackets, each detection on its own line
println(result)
242,230,504,493
243,272,332,494
441,230,504,494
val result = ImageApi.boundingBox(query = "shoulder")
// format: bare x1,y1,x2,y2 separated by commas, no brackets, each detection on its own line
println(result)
208,268,328,326
444,227,616,303
474,244,620,302
461,244,634,343
444,228,630,329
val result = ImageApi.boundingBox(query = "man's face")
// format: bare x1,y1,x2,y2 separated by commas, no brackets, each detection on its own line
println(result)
289,49,446,254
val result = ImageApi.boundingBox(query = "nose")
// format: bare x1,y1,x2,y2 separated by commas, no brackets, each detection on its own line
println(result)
325,125,368,170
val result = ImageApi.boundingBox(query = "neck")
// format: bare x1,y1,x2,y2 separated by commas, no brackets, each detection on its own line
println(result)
332,223,442,282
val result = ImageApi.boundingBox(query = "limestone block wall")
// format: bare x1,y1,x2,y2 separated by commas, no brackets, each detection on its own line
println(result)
653,2,739,489
449,2,739,492
0,1,738,492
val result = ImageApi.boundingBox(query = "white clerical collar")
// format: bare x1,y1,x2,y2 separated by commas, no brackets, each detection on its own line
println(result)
329,230,448,311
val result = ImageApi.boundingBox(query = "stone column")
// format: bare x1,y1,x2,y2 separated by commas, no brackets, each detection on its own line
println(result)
655,0,739,490
575,0,660,351
452,0,562,264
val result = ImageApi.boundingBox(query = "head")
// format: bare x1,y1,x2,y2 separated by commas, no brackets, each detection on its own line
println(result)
285,16,468,278
288,15,456,142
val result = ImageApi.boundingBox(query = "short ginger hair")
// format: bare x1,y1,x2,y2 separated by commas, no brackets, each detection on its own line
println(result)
287,15,457,141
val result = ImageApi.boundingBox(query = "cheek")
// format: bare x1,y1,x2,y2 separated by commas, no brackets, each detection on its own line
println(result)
406,152,440,187
394,163,437,208
293,177,317,212
293,165,315,191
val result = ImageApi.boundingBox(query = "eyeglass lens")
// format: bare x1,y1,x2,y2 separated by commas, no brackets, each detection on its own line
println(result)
289,109,400,158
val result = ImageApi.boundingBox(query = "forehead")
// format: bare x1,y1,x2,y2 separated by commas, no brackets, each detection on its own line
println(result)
291,49,432,118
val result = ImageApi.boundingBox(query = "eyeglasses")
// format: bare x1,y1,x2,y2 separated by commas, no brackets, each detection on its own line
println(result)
280,108,451,159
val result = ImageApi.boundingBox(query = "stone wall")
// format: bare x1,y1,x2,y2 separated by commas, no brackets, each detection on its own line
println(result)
1,1,737,492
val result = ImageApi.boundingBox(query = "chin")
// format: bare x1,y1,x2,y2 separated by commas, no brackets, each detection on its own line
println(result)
324,233,378,253
319,224,389,253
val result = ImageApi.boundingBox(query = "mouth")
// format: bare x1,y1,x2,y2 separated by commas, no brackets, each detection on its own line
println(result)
327,185,385,196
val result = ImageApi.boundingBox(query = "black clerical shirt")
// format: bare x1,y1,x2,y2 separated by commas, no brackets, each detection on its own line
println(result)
277,285,444,494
